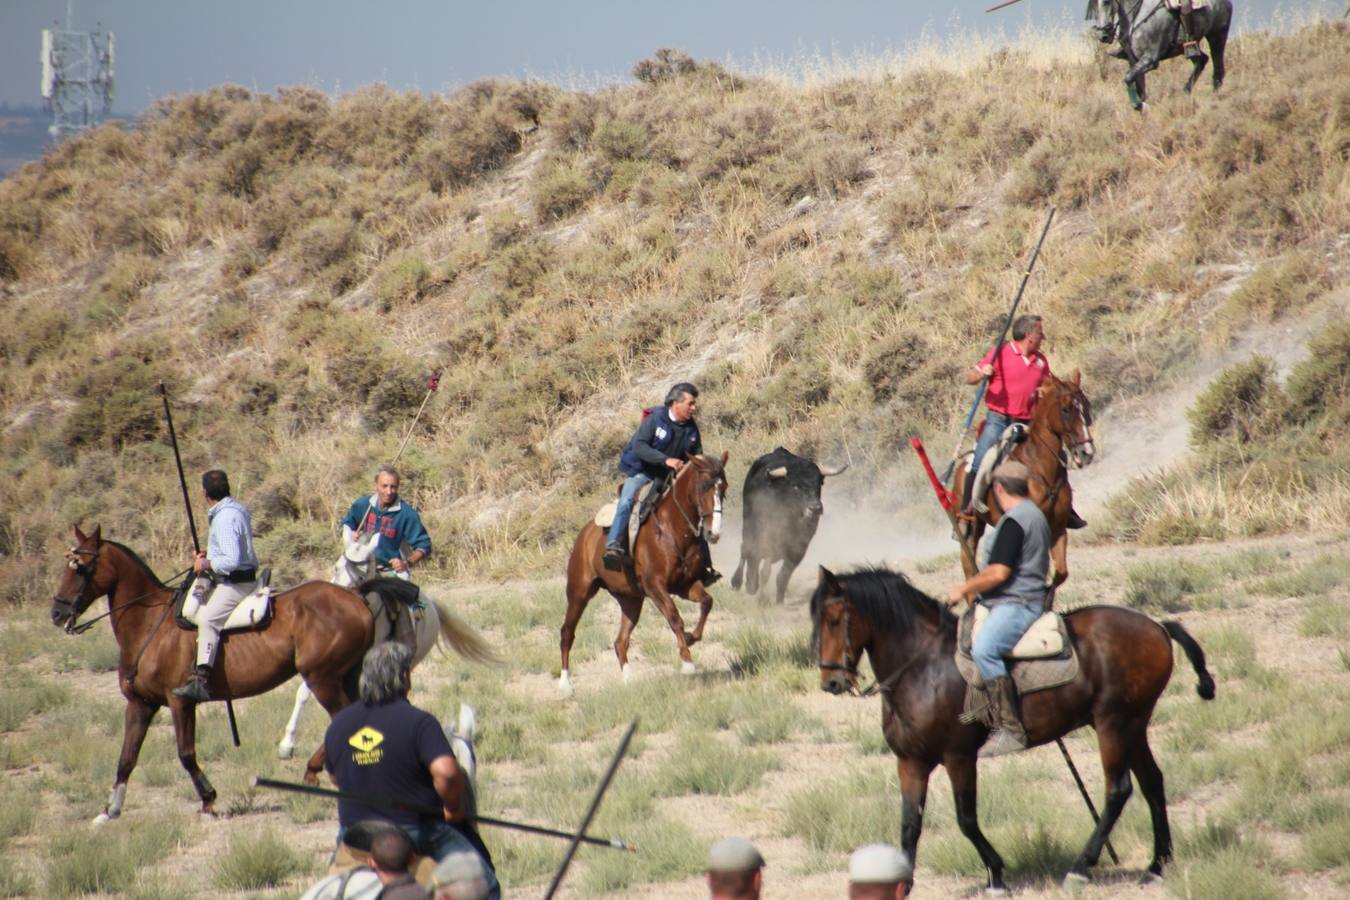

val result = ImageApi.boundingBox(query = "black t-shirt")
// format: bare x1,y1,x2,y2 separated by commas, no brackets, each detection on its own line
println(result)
985,517,1025,571
324,698,452,828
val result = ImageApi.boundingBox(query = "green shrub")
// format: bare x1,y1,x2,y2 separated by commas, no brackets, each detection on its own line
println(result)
377,255,432,310
1188,357,1280,446
213,826,309,890
1284,318,1350,426
1124,559,1217,612
593,118,650,161
532,157,594,221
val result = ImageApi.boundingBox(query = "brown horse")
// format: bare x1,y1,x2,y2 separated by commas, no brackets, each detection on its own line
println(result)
954,370,1096,593
49,525,373,820
558,452,729,693
811,566,1214,891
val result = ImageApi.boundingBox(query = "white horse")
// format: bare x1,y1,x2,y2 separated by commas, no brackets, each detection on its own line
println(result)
276,543,497,760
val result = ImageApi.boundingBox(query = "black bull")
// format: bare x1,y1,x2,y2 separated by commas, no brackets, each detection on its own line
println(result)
731,447,846,604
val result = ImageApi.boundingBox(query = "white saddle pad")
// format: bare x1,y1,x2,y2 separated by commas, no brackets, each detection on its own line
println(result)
972,604,1064,659
969,425,1024,514
593,481,658,551
181,577,273,631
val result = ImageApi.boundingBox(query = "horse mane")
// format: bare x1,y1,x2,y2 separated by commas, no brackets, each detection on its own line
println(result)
357,576,421,608
104,540,167,589
813,566,957,636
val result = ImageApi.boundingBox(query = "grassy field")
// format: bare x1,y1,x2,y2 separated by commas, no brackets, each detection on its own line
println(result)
2,533,1349,897
2,10,1350,900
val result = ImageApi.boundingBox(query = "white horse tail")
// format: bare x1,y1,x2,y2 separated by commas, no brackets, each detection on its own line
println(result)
430,598,502,666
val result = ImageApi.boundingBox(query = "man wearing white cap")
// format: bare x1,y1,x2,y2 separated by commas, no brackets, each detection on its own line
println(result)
707,836,764,900
848,843,912,899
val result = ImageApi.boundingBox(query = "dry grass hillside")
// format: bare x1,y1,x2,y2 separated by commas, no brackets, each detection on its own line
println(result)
1,21,1348,592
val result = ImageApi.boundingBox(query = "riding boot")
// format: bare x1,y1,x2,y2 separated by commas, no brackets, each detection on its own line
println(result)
603,543,625,571
978,676,1028,758
1066,508,1088,530
1180,12,1204,59
173,664,212,703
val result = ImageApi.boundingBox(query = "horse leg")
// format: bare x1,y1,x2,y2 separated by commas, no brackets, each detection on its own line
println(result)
896,758,935,889
946,754,1007,893
642,580,696,673
299,674,353,784
775,550,805,605
1066,728,1134,884
614,595,644,683
731,550,748,591
94,696,159,824
1184,50,1208,93
560,576,601,694
168,699,217,816
684,582,714,646
1049,530,1069,596
1210,26,1228,90
1130,735,1172,881
278,682,311,760
755,559,772,600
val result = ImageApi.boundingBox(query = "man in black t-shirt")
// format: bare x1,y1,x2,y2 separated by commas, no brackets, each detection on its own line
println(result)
946,460,1050,758
324,643,498,899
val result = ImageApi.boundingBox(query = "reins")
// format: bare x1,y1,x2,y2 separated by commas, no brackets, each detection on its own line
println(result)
64,568,190,635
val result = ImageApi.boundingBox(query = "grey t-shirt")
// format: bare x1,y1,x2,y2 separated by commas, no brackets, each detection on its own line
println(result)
976,498,1050,608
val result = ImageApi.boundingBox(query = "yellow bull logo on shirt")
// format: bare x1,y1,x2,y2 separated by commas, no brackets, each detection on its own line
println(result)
347,726,385,765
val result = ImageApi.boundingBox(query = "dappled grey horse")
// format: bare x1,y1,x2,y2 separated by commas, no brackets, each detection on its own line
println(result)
1088,0,1231,110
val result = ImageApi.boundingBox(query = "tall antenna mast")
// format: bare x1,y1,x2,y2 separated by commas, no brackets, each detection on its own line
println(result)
41,1,115,141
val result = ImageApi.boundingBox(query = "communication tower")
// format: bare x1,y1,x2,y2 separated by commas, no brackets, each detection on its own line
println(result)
41,7,115,141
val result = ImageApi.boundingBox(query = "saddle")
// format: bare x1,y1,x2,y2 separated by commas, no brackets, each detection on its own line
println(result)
954,603,1079,696
357,576,424,653
593,477,668,550
175,570,274,632
1163,0,1209,9
964,423,1028,516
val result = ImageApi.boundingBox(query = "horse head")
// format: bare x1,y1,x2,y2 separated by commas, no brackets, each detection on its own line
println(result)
1038,370,1096,468
51,524,110,632
685,451,730,544
811,567,870,695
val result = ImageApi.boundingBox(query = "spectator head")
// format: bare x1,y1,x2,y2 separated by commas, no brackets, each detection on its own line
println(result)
707,836,764,899
358,642,414,704
202,470,230,501
368,829,415,884
848,843,912,900
429,851,489,900
991,460,1031,498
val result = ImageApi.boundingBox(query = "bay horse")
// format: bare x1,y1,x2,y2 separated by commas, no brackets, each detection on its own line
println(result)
276,556,498,760
1089,0,1232,111
49,525,373,820
558,452,729,694
811,566,1215,891
953,371,1095,594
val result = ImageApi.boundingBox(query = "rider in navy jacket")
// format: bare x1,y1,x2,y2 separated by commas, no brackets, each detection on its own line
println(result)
605,383,717,583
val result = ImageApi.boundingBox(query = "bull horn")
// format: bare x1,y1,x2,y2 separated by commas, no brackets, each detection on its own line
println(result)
816,462,848,477
767,466,788,479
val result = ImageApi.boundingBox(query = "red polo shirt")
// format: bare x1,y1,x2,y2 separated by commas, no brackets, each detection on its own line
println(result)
978,343,1051,420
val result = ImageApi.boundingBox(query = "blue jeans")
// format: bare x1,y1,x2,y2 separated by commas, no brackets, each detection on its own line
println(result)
973,601,1043,681
606,473,652,548
971,411,1023,491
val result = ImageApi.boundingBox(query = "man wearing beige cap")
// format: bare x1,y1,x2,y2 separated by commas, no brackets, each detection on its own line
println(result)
946,460,1050,757
848,843,912,899
707,836,764,899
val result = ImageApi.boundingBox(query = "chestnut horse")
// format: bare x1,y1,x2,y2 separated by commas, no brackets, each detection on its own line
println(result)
558,452,729,694
49,525,373,820
954,370,1096,593
811,566,1215,892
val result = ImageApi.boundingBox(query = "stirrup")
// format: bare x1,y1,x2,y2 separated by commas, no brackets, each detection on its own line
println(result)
173,673,211,703
978,728,1028,758
1183,40,1203,59
603,546,625,571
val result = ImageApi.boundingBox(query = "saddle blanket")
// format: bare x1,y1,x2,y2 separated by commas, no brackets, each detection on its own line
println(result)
593,479,662,550
178,572,273,632
955,603,1078,695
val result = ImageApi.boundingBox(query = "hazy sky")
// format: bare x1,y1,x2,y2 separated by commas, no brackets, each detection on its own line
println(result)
0,0,1331,112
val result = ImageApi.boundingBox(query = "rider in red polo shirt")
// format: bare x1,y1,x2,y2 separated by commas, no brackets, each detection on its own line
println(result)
962,315,1086,529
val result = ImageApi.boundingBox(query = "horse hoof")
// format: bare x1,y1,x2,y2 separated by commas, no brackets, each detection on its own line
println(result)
558,671,574,696
622,664,634,684
92,812,114,826
681,661,697,676
984,887,1009,897
1063,871,1090,888
1139,870,1164,885
277,742,294,760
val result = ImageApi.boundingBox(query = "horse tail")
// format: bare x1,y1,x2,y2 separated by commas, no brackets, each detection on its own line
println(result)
430,598,503,666
1162,620,1216,700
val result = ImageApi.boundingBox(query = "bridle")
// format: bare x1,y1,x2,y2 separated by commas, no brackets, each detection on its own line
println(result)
816,596,861,682
669,461,725,540
52,544,183,636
